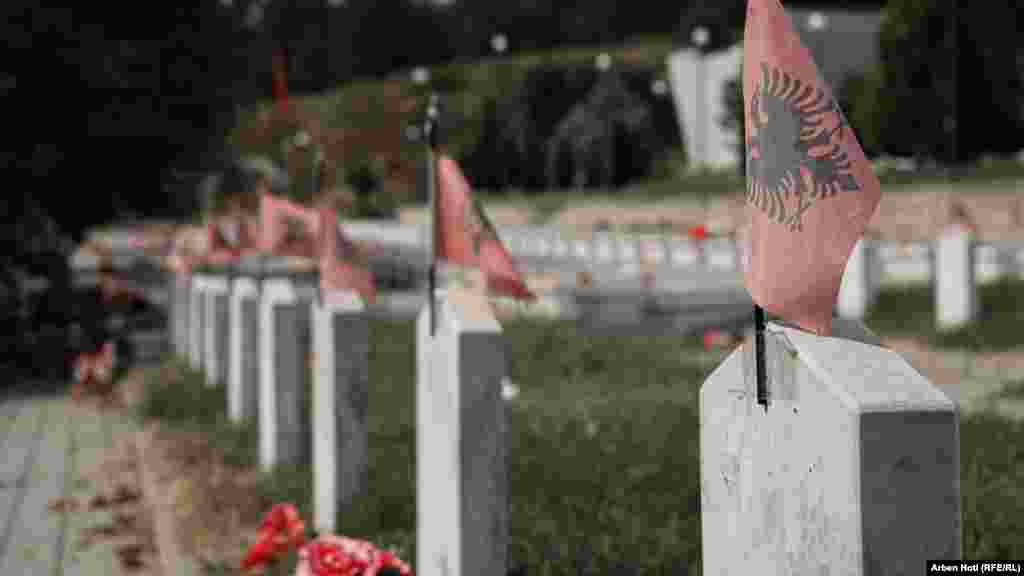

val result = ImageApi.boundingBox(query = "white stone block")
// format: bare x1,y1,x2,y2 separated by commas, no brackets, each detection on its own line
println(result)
617,238,638,263
670,240,700,267
536,237,551,258
229,277,259,424
573,240,590,260
313,290,368,534
701,319,960,575
189,274,208,371
974,243,1001,285
707,242,737,271
552,237,570,259
594,237,615,263
838,238,875,320
417,290,507,576
935,227,976,331
204,276,229,388
258,278,305,472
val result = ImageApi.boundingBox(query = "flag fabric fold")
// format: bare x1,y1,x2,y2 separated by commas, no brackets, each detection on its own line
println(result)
318,206,377,305
207,219,259,262
259,194,320,258
740,0,881,336
434,153,535,301
258,193,377,304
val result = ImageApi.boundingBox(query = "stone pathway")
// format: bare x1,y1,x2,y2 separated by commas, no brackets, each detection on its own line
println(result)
0,385,158,575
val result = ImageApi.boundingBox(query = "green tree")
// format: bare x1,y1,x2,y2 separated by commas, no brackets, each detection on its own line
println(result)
864,0,1024,163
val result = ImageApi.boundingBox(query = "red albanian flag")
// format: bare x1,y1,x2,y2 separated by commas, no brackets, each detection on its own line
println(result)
318,206,377,305
434,154,535,301
259,193,320,258
739,0,881,336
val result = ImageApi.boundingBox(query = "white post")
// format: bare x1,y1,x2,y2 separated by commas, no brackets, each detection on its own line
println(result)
189,274,207,372
935,225,976,331
617,237,638,266
229,277,260,424
204,275,229,388
259,277,312,472
312,290,368,534
179,274,191,361
417,289,507,576
552,236,569,260
594,234,614,264
167,271,177,357
170,272,188,359
707,238,737,271
573,239,590,262
837,238,875,320
669,239,699,268
536,237,551,259
701,318,960,574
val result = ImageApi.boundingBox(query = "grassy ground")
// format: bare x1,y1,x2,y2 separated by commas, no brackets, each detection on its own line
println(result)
864,278,1024,352
139,317,1024,574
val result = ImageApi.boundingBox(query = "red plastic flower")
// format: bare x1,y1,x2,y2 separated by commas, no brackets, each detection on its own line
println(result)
703,330,738,351
297,535,412,576
302,538,367,576
241,503,307,572
242,504,413,576
241,537,282,572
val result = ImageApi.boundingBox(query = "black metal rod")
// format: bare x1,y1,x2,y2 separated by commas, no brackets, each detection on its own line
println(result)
754,305,768,409
428,260,437,335
425,93,440,337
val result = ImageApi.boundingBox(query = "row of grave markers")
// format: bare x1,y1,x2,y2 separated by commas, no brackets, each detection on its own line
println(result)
173,262,366,534
167,256,960,575
839,225,996,331
344,221,1024,289
170,262,511,573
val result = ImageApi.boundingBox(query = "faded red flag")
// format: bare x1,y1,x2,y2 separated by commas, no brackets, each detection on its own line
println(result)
259,194,319,258
435,154,535,301
318,207,377,305
260,193,284,253
272,47,290,115
739,0,881,336
207,219,259,262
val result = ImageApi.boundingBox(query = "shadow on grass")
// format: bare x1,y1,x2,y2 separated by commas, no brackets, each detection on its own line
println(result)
143,316,1024,574
865,278,1024,352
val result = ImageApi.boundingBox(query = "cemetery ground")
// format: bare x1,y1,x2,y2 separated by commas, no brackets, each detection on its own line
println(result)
123,285,1024,576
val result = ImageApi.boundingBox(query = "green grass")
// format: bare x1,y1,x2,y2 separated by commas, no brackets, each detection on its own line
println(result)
137,361,314,576
961,414,1024,558
145,317,1024,575
993,379,1024,401
877,156,1024,190
865,278,1024,352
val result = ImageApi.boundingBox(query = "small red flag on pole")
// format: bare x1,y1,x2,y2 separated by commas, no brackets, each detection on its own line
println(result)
259,193,320,258
740,0,881,338
434,153,535,302
318,206,377,305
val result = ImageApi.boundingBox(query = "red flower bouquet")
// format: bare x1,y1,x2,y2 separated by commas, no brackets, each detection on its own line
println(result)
241,504,412,576
71,341,116,400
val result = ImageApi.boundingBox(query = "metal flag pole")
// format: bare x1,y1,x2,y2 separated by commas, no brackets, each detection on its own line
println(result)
754,305,768,410
424,93,440,337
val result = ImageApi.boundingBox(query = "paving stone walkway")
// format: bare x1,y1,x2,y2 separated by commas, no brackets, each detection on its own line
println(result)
0,384,154,575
